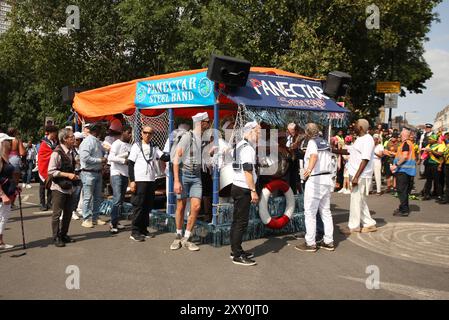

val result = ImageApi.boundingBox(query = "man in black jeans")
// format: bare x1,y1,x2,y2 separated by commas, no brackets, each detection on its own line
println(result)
230,121,261,266
391,128,416,216
127,126,168,241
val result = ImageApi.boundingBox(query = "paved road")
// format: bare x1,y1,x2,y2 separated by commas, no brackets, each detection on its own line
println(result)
1,178,448,300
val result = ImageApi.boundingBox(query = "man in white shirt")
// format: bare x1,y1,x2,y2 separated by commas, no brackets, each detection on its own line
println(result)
108,125,132,234
230,121,261,266
295,123,335,252
127,126,167,242
333,119,377,235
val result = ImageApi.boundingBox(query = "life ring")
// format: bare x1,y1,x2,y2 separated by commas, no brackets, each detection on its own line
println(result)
259,179,295,229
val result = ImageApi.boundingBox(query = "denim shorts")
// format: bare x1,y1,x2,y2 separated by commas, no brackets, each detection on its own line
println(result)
177,171,202,200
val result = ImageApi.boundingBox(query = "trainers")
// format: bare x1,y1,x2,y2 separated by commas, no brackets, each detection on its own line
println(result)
0,243,14,250
337,188,346,194
361,225,377,233
393,209,409,217
170,234,183,250
230,251,255,259
344,189,351,194
110,228,119,234
21,183,26,189
295,242,317,252
93,218,107,226
81,220,94,228
117,223,125,230
129,234,145,242
339,226,361,236
26,184,32,189
141,230,152,239
317,240,335,251
232,256,257,266
181,237,200,251
71,212,80,220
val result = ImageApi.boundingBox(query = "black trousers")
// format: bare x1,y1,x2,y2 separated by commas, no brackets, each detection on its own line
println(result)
230,184,251,257
396,173,413,213
288,159,300,194
131,181,155,236
444,165,449,201
424,164,441,197
39,178,52,208
51,190,73,239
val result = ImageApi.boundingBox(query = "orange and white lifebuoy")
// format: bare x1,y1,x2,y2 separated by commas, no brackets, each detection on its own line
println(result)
259,179,295,229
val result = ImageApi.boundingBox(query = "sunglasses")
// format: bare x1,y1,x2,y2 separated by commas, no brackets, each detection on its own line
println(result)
142,131,154,135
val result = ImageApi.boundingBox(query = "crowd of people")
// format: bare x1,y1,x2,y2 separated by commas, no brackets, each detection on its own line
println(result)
1,116,448,266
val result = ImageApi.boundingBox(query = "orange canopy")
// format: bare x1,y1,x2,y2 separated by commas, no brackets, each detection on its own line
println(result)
73,67,320,120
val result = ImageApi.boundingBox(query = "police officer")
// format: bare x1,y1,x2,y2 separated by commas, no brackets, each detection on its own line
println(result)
295,123,335,252
230,121,261,266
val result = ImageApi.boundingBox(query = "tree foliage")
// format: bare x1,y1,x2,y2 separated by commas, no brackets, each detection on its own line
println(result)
0,0,441,139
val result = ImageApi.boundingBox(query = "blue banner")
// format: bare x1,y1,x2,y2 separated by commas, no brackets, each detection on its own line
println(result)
135,71,215,109
227,73,349,113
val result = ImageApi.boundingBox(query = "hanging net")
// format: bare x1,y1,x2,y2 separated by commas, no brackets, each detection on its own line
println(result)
123,111,169,150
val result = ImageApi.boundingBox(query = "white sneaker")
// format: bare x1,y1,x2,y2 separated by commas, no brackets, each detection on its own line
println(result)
71,212,80,220
0,243,14,250
26,184,32,189
338,188,346,194
117,223,125,230
344,189,351,194
21,183,26,189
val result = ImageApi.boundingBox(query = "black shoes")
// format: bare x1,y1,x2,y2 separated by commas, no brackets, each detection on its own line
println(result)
295,242,318,252
232,255,257,266
230,251,255,259
130,234,145,242
54,237,65,247
61,235,76,243
393,209,409,217
317,240,335,251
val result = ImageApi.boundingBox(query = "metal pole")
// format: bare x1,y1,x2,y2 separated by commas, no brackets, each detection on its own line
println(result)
168,108,175,216
388,107,392,129
212,92,220,225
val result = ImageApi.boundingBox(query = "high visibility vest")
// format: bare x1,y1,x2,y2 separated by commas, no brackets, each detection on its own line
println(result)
393,140,416,176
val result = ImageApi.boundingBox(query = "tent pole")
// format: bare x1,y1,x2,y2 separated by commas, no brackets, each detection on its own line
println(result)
168,108,175,216
212,99,220,225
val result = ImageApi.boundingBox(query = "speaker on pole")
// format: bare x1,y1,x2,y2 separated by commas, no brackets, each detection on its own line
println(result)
323,71,351,99
62,86,84,105
207,54,251,88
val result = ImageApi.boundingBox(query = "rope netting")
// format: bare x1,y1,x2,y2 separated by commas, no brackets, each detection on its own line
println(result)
123,111,169,150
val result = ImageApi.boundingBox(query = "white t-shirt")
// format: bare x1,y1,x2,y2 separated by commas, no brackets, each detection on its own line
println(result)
108,139,131,177
304,139,334,186
347,134,374,178
374,144,384,161
232,140,257,189
128,142,163,182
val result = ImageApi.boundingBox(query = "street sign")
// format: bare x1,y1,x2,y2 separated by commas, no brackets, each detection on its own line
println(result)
384,93,398,109
376,81,400,93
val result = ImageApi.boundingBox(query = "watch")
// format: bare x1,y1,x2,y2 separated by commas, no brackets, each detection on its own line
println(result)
251,189,256,192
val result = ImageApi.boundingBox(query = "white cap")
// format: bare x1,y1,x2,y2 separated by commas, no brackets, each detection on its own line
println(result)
0,133,14,143
178,123,190,131
373,133,380,139
243,121,258,133
192,112,209,123
74,132,84,139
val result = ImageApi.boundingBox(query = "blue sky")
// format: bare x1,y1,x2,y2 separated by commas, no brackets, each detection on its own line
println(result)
396,1,449,125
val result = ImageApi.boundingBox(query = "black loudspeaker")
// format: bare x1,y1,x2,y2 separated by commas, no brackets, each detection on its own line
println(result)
323,71,351,98
207,54,251,88
62,86,83,104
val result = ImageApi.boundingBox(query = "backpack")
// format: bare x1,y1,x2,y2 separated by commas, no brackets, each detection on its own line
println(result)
304,137,337,178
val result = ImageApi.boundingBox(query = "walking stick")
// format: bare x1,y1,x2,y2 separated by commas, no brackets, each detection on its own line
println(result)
11,190,26,257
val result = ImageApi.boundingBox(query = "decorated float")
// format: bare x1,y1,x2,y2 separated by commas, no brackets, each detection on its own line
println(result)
73,64,349,246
